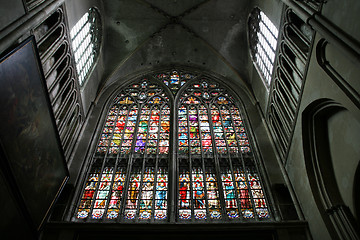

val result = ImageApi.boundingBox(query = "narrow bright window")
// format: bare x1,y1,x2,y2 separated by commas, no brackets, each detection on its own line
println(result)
249,8,279,88
70,8,101,86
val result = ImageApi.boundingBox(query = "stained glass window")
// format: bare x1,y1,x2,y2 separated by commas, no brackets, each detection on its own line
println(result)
154,70,196,94
177,79,269,220
76,71,270,223
76,79,169,221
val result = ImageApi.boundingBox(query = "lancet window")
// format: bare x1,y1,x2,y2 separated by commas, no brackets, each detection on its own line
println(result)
75,71,271,223
177,80,269,221
70,8,101,86
249,8,279,87
76,80,169,221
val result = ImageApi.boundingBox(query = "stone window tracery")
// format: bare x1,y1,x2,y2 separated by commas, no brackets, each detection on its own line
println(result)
75,70,271,223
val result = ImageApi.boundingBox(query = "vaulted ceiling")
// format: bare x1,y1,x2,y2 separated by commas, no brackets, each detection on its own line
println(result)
100,0,252,90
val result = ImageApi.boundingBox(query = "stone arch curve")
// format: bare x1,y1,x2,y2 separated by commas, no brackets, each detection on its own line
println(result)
302,98,360,239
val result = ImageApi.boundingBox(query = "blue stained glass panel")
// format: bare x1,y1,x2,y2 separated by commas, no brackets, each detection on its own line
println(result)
170,74,179,84
179,126,188,132
136,140,146,146
179,109,187,115
179,133,188,139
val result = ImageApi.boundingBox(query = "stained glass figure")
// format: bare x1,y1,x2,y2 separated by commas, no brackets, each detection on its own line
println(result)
247,166,269,219
107,167,126,219
92,166,113,219
192,168,206,219
234,168,254,219
139,167,154,219
154,166,168,220
206,171,221,219
179,167,191,219
124,171,140,219
77,164,100,219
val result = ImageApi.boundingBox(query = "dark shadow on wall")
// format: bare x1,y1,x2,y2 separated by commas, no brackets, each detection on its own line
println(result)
354,163,360,224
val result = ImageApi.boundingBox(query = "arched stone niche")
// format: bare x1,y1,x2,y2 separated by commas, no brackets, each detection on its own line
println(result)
302,99,360,240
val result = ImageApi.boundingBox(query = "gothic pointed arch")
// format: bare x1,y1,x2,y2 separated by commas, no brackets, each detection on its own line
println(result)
73,68,272,223
302,98,360,239
175,78,270,221
75,78,171,221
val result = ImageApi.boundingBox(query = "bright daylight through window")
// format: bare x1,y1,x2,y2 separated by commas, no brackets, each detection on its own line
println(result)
70,8,100,86
249,8,279,87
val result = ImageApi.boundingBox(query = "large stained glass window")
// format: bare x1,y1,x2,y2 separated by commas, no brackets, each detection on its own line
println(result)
177,79,269,221
76,79,169,221
75,71,270,223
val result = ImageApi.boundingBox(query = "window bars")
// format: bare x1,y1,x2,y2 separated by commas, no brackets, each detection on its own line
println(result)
249,8,279,88
70,8,101,86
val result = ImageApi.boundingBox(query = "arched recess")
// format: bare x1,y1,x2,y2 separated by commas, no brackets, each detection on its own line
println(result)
302,98,360,240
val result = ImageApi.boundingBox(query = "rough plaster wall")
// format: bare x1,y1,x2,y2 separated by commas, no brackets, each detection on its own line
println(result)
100,0,168,83
286,32,360,240
146,0,205,16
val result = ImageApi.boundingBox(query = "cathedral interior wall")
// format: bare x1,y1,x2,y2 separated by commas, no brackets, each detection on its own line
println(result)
0,0,359,239
286,29,360,239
